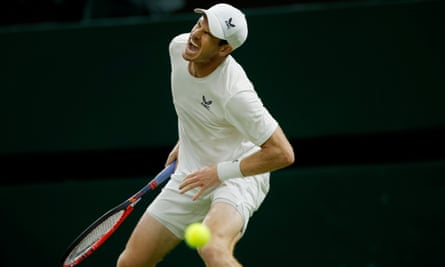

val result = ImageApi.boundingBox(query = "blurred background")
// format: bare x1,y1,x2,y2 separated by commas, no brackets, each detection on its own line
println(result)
1,0,362,26
1,0,444,267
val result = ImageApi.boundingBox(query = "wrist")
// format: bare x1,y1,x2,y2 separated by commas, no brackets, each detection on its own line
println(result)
217,160,243,182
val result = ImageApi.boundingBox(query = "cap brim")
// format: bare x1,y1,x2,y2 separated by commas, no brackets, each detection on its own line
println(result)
193,8,225,40
194,8,205,14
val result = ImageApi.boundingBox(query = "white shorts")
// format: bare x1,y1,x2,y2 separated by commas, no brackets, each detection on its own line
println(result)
146,173,270,239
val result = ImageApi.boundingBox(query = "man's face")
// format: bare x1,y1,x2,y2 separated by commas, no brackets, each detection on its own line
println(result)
182,16,226,63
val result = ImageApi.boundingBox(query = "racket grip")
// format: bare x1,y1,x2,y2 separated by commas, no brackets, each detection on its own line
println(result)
153,160,176,184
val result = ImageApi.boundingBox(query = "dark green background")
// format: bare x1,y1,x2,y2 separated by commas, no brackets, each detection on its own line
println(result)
1,1,444,267
1,161,444,267
1,0,444,154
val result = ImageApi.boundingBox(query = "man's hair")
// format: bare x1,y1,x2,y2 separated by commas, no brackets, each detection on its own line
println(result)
219,39,229,46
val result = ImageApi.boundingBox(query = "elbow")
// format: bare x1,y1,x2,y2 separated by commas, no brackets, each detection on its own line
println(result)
277,145,295,168
283,147,295,167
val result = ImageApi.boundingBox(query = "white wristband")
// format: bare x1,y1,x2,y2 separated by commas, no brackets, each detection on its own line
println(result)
217,160,243,182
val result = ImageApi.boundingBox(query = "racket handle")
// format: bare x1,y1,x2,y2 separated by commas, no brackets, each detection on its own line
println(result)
153,160,176,185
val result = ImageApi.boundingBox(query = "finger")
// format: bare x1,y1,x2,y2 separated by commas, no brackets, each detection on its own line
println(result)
178,176,195,190
179,184,193,194
192,187,207,201
165,156,177,168
179,179,201,194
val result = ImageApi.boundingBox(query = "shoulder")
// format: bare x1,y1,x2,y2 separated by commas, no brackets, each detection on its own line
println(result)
169,33,189,53
223,56,253,95
169,33,189,60
225,56,246,78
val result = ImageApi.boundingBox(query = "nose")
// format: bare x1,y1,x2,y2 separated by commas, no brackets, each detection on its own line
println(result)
190,30,200,42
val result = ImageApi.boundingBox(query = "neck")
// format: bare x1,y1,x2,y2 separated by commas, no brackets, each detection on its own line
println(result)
189,56,227,78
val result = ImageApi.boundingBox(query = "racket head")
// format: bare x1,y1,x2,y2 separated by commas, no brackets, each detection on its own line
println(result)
62,203,133,267
61,161,176,267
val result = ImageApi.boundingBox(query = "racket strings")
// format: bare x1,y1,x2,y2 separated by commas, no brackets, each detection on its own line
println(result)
65,210,125,264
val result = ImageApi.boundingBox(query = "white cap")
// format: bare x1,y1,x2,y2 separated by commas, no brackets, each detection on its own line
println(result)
194,3,248,50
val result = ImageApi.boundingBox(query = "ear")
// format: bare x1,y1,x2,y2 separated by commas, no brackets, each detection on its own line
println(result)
219,44,233,56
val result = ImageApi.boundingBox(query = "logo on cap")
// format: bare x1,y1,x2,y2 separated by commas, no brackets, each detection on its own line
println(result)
225,18,235,29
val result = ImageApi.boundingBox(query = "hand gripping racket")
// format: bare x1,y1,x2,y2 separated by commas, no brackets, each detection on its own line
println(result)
62,160,176,267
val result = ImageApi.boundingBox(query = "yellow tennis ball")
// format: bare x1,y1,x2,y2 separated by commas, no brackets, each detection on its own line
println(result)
184,222,211,249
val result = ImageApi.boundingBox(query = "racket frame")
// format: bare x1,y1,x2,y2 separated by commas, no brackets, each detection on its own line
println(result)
62,161,176,267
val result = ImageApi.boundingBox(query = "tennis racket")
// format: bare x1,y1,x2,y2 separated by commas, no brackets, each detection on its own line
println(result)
62,160,176,267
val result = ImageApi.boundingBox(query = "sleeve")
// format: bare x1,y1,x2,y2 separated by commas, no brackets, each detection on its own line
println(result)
169,33,189,65
224,82,278,146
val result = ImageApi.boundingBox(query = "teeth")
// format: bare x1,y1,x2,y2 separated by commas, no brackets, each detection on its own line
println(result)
190,39,199,48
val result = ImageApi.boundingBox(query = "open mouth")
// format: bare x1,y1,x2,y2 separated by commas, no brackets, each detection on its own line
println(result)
188,38,199,52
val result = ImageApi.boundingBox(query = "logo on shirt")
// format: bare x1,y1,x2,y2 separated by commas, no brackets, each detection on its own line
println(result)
201,95,213,110
225,18,235,29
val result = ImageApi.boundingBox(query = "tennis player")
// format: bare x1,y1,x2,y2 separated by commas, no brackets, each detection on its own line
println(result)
117,3,294,267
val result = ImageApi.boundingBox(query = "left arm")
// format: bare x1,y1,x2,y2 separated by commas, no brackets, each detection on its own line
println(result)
239,125,294,177
179,126,294,200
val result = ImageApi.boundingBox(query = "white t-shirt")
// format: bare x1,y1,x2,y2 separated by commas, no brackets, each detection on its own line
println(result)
169,33,278,180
